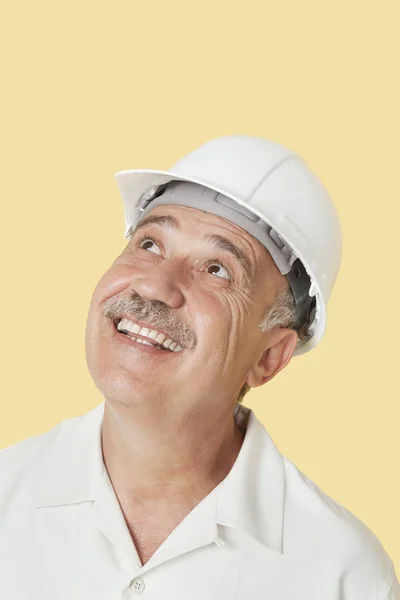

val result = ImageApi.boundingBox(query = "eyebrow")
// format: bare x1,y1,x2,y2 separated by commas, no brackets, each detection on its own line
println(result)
132,214,253,281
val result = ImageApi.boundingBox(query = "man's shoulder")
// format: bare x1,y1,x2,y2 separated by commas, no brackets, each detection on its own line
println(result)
0,405,102,497
0,415,75,481
282,455,396,597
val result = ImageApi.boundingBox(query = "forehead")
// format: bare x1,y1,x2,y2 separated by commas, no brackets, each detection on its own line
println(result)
135,204,258,251
144,204,243,230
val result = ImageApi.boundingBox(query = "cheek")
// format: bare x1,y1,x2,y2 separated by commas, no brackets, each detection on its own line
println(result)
223,289,251,327
215,291,259,357
85,264,135,340
94,265,132,300
89,263,140,319
190,290,235,348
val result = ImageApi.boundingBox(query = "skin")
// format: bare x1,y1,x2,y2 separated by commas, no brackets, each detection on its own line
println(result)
84,204,298,559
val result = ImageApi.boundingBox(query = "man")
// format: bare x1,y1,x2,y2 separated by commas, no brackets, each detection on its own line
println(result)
1,136,398,599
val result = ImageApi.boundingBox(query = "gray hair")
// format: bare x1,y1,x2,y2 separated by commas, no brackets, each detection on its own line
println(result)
236,283,297,404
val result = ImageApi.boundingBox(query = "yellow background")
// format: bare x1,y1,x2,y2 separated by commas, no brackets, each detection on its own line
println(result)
1,0,399,573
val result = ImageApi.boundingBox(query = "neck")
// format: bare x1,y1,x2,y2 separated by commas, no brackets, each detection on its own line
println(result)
101,398,245,506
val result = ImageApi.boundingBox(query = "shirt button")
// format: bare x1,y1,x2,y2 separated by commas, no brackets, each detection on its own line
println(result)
130,577,145,594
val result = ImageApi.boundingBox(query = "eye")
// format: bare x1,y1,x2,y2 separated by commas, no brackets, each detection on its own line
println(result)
205,260,231,281
137,235,162,255
136,234,232,280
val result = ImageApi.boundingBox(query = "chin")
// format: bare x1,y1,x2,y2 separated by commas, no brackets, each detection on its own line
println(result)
86,348,164,408
89,367,143,408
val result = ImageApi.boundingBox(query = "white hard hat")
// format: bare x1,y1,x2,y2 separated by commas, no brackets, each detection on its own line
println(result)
114,135,342,357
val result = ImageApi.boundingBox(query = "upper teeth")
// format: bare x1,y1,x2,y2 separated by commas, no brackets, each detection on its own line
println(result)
116,318,182,352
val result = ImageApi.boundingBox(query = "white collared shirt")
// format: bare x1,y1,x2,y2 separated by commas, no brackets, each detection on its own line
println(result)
0,401,399,600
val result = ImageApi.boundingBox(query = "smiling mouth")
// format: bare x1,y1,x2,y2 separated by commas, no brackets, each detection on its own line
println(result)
113,318,176,352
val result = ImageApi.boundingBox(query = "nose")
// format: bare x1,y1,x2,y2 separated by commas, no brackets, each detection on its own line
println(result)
131,257,186,309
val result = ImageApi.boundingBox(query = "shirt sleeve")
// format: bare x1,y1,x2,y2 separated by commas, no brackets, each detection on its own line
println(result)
383,563,400,600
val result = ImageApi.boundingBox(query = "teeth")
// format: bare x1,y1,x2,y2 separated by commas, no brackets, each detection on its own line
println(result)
116,318,182,352
126,334,159,348
118,319,140,334
155,332,166,344
137,338,153,346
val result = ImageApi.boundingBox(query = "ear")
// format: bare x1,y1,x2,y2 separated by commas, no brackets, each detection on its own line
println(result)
245,328,299,388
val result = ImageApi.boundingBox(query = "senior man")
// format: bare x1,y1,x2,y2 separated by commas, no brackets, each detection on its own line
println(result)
0,136,399,599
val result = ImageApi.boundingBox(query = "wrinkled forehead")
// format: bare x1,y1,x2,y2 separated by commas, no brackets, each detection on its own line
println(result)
143,202,255,239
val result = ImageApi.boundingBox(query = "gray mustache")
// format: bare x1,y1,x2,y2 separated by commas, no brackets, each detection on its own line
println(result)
102,294,196,350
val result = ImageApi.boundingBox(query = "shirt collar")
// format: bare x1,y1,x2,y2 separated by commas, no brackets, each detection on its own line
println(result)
216,402,285,554
33,401,285,555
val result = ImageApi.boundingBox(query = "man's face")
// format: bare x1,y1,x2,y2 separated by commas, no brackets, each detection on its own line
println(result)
85,204,289,413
